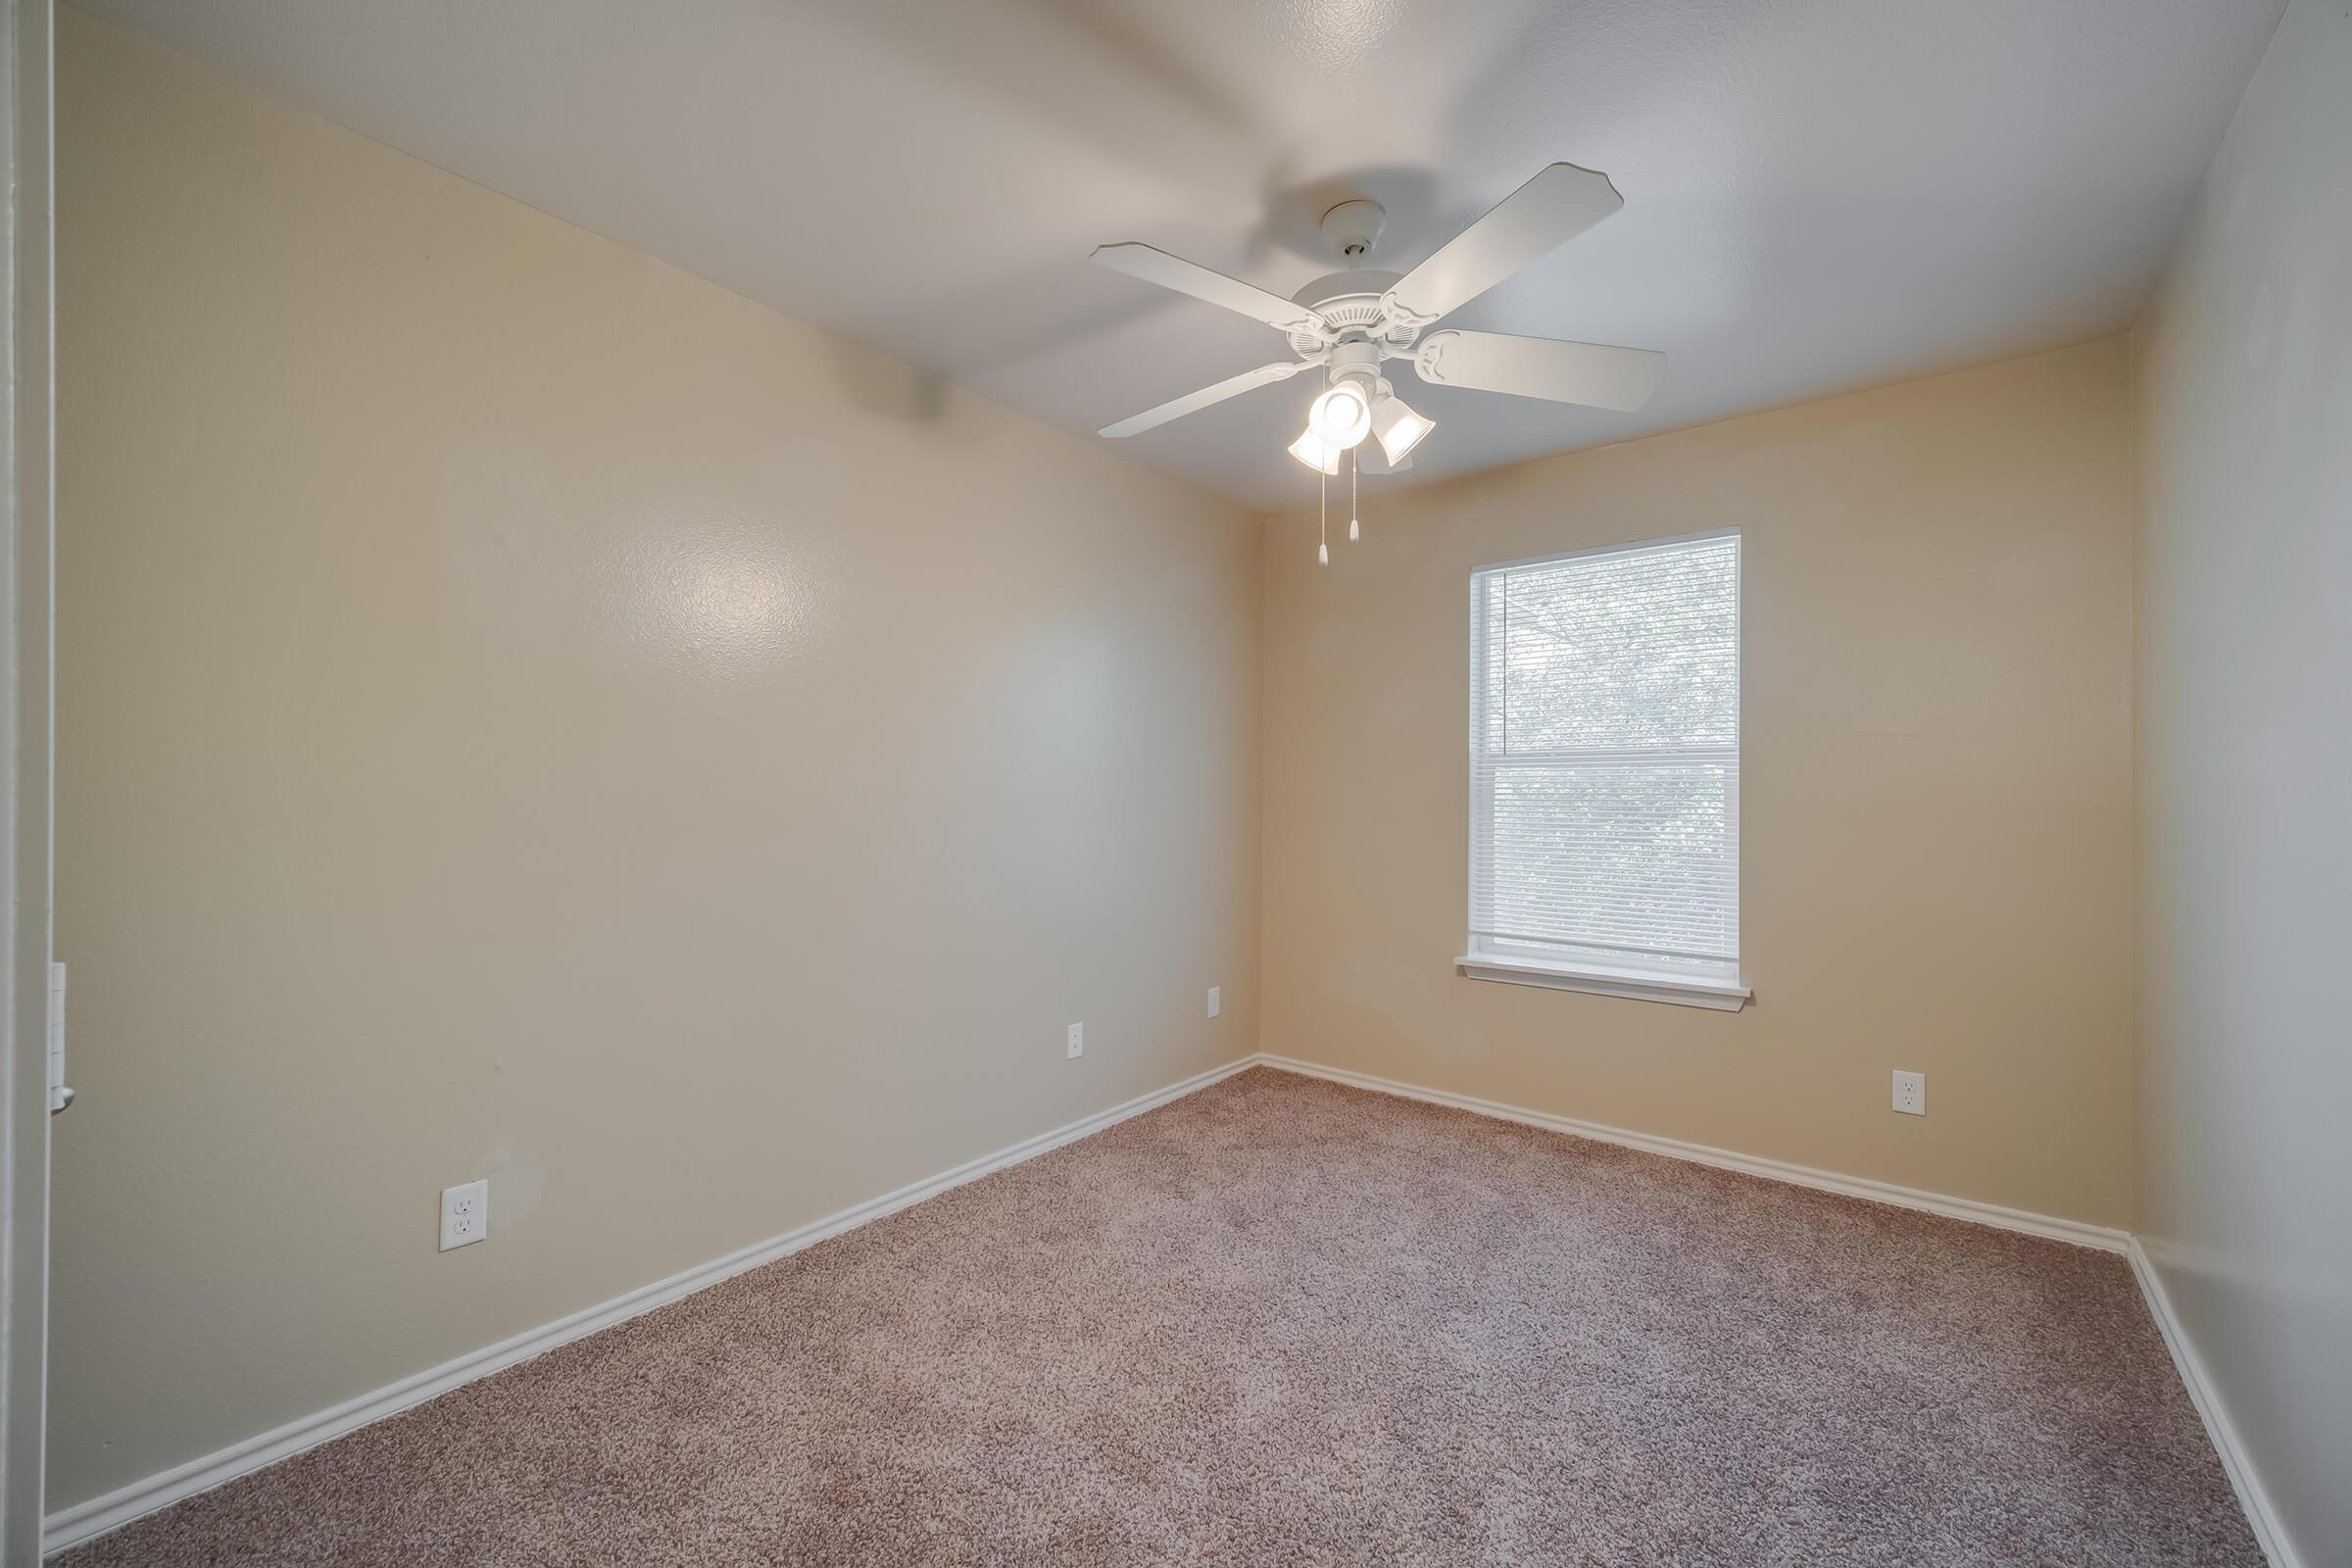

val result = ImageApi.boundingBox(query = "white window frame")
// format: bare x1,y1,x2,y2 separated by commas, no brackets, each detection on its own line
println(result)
1457,528,1749,1011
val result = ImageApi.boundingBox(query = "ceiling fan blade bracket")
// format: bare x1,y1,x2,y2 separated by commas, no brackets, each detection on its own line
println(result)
1413,331,1468,386
1379,295,1444,340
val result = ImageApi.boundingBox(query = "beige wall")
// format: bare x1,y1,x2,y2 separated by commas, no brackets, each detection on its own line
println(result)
1262,340,2135,1226
2133,1,2351,1560
49,12,1259,1510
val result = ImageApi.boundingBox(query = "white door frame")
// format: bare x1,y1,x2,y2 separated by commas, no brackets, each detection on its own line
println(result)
0,0,56,1557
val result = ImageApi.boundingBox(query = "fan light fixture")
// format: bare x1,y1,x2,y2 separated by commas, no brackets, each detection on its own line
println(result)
1288,427,1342,474
1089,163,1668,564
1370,387,1434,466
1306,382,1372,448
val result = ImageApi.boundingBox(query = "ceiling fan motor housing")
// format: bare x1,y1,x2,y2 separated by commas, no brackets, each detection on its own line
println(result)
1288,270,1406,355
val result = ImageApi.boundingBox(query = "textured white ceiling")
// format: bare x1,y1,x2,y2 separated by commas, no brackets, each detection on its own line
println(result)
80,0,2283,509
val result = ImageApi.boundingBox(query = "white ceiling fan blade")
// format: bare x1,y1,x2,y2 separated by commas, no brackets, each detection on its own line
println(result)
1097,360,1313,438
1413,330,1663,413
1381,164,1623,330
1092,243,1328,337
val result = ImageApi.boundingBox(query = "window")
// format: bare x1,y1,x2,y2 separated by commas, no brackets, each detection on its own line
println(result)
1462,530,1746,1009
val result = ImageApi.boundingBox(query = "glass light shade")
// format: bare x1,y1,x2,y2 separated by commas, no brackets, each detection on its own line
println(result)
1306,383,1372,448
1288,427,1341,474
1370,390,1435,466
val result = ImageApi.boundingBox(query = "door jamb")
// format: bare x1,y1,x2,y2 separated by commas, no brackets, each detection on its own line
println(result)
1,0,57,1556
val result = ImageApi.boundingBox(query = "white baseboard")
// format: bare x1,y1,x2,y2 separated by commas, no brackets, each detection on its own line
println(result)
2125,1239,2300,1568
1259,1055,2304,1561
53,1054,2290,1567
42,1054,1258,1557
1255,1054,2130,1252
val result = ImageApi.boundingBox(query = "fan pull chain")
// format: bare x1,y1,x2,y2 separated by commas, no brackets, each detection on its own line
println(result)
1318,469,1329,565
1349,449,1360,542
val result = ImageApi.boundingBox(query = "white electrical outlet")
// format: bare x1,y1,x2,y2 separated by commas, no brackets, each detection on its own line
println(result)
1207,986,1221,1019
440,1179,489,1251
1066,1022,1084,1059
1891,1070,1927,1116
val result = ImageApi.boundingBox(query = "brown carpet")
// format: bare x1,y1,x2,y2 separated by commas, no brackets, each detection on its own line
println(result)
62,1067,2257,1566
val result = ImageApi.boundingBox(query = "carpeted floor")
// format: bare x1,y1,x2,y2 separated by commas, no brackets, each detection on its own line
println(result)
63,1066,2258,1566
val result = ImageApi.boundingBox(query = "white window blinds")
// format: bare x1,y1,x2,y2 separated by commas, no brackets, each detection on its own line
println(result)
1468,531,1740,985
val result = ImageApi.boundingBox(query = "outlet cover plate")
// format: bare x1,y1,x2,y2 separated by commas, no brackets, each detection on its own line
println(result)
1891,1070,1927,1116
1207,986,1221,1019
1066,1022,1084,1059
440,1179,489,1250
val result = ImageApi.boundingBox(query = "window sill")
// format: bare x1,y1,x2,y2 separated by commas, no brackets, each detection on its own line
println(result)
1454,955,1751,1011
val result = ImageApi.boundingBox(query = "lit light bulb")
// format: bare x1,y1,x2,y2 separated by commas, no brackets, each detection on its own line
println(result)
1369,387,1434,466
1288,427,1340,474
1318,540,1329,565
1307,382,1372,449
1349,516,1359,542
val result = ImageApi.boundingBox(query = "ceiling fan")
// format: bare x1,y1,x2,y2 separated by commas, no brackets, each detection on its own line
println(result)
1090,164,1664,478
